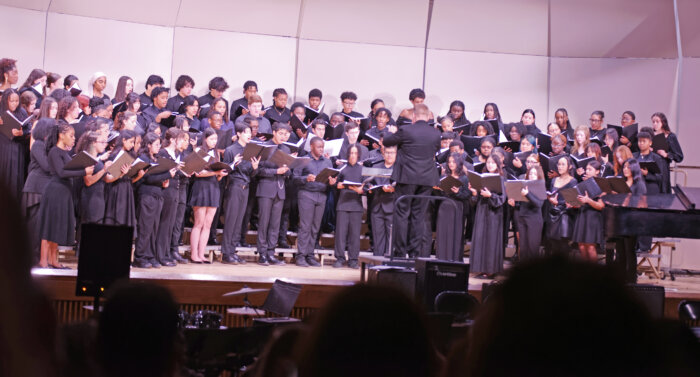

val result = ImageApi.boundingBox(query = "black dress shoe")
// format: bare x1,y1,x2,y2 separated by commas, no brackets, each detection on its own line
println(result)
221,255,238,265
162,261,177,267
268,255,285,265
207,238,220,246
132,260,152,269
348,260,359,269
277,241,291,249
257,254,269,266
232,254,247,264
173,253,188,264
306,256,321,267
296,257,309,267
239,241,252,248
333,259,346,268
151,261,162,269
202,260,212,264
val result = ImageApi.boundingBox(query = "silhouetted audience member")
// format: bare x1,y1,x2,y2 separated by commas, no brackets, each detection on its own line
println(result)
246,325,305,377
57,320,101,377
446,255,687,377
649,319,700,377
296,284,441,377
97,281,183,377
0,182,58,377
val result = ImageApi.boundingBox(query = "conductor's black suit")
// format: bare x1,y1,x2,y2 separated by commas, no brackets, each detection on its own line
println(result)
382,120,441,257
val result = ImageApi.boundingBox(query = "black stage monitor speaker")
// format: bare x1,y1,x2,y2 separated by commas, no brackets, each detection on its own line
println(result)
367,266,417,298
415,258,470,311
75,223,133,297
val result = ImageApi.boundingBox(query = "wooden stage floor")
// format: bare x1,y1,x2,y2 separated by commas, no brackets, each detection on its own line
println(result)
31,252,700,323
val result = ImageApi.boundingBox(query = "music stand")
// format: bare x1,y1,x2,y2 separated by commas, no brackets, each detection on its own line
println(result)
75,223,133,313
254,279,302,325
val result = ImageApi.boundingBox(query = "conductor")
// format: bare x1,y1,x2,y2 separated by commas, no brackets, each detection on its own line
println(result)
382,104,441,257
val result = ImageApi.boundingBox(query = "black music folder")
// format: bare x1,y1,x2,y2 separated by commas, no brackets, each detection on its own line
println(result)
467,171,502,194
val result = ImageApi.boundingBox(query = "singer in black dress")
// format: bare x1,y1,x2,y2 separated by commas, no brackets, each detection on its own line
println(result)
545,156,577,255
0,89,30,199
509,165,545,261
436,153,470,262
612,159,647,283
76,132,110,225
651,112,683,193
38,124,88,268
22,118,56,263
469,154,507,278
189,128,227,263
571,161,606,262
104,130,140,232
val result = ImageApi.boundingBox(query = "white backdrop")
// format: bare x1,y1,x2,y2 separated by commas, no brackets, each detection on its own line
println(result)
1,0,698,268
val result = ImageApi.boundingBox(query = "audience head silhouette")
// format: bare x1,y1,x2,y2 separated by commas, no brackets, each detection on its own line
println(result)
0,183,57,377
296,284,438,377
456,255,660,377
97,281,181,377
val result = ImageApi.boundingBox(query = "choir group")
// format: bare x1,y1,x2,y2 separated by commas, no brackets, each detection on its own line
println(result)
0,58,684,280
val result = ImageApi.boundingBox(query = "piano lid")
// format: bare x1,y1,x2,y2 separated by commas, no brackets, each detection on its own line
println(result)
602,186,700,212
677,186,700,210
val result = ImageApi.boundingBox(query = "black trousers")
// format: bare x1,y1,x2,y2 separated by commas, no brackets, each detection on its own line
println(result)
133,194,163,264
421,203,433,256
239,181,258,243
321,188,337,233
222,182,249,256
257,196,284,256
278,181,300,243
371,206,392,256
297,190,326,257
335,210,362,262
392,184,432,257
365,194,374,250
278,195,292,244
155,192,178,263
170,182,188,259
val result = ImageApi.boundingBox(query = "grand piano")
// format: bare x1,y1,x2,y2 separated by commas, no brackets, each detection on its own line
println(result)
603,185,700,279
